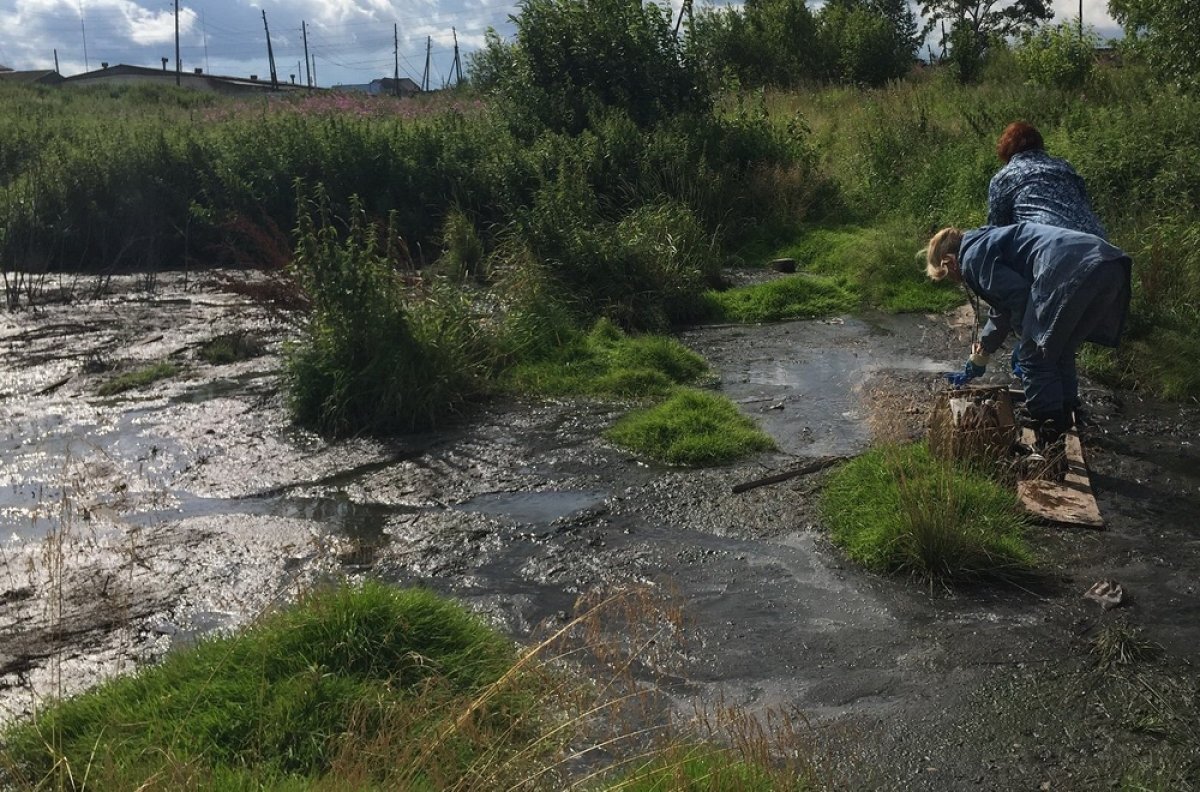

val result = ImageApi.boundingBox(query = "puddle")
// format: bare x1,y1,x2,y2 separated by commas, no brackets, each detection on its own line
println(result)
689,317,954,456
170,372,271,404
457,490,608,524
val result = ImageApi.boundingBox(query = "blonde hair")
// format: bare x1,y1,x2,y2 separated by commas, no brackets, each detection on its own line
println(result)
923,227,963,281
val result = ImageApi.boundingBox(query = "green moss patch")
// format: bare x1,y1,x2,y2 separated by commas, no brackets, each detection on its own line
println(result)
607,388,775,466
821,443,1034,580
1,583,528,789
96,361,179,396
506,318,708,399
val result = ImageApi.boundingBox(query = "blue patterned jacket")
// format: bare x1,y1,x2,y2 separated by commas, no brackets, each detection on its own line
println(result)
960,223,1131,359
987,150,1107,240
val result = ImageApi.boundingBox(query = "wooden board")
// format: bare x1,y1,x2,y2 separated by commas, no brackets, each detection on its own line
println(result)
1017,429,1104,528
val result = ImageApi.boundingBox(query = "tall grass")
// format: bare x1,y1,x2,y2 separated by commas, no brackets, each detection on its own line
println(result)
821,443,1034,580
286,186,490,436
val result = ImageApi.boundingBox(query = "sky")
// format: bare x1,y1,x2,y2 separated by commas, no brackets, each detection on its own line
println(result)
0,0,1123,89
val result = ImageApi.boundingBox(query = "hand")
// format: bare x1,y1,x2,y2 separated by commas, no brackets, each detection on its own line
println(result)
943,359,987,388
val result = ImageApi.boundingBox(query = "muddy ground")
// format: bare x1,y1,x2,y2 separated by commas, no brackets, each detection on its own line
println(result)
1,271,1197,790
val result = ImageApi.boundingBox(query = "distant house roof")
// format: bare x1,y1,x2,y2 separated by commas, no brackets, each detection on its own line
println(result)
0,69,65,85
63,63,308,94
367,77,422,96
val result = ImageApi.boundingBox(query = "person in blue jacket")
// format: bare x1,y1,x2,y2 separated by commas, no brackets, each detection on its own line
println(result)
988,121,1107,239
925,222,1131,441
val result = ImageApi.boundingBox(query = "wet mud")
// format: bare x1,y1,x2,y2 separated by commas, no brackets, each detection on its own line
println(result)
1,272,1197,789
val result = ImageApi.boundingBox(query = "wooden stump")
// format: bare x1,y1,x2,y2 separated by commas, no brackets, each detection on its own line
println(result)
927,386,1017,465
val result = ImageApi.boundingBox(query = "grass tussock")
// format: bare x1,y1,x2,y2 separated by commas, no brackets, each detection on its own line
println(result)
197,331,264,365
607,388,775,466
506,318,708,398
1092,620,1164,670
821,443,1034,580
0,582,533,789
96,361,179,396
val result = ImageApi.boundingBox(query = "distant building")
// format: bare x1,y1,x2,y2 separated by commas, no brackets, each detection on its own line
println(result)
63,63,309,95
0,69,65,86
331,77,421,96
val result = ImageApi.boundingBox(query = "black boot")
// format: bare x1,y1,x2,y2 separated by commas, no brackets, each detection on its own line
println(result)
1027,411,1069,479
1066,399,1089,429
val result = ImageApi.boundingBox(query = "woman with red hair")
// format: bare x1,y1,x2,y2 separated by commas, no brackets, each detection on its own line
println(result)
988,121,1106,239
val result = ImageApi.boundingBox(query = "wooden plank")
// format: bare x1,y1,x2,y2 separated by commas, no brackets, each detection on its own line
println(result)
1017,429,1104,528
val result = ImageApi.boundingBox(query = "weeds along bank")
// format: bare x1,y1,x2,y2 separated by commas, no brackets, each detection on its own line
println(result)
0,82,816,313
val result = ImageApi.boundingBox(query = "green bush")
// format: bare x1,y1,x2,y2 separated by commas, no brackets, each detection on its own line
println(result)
821,443,1034,580
1016,21,1097,90
606,388,775,466
474,0,706,136
286,186,490,436
1111,0,1200,93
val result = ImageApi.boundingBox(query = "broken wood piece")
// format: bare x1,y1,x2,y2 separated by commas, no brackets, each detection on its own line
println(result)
732,455,848,494
1017,429,1104,528
34,375,72,396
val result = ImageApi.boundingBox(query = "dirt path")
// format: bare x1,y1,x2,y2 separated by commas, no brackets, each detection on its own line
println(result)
1,272,1197,789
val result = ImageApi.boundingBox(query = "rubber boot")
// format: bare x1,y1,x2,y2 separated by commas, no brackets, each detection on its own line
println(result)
1027,411,1069,480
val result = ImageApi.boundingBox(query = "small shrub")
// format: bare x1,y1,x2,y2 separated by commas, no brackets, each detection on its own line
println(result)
607,388,775,466
287,186,490,436
821,443,1034,580
1016,21,1098,90
97,361,179,396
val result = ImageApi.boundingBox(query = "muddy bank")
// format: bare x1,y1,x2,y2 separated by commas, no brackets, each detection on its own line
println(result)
2,272,1198,789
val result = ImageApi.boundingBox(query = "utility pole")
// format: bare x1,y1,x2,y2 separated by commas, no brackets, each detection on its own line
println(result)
422,36,431,92
79,1,89,71
1078,0,1083,39
53,48,60,73
311,55,316,88
393,22,400,97
262,10,279,89
174,0,180,86
202,10,210,73
451,27,461,86
302,21,311,87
